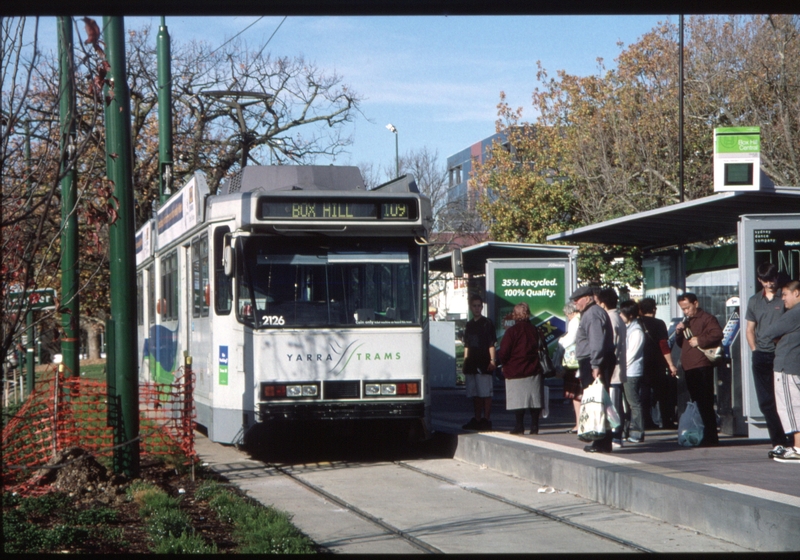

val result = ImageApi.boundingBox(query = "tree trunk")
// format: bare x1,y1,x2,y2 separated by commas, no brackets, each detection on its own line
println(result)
85,321,102,360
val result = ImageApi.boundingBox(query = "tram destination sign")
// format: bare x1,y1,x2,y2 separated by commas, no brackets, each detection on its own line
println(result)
258,197,417,221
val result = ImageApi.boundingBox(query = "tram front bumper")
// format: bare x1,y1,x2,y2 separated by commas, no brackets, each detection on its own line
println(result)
258,401,425,422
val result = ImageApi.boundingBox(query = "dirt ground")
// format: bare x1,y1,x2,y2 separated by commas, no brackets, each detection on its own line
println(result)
7,448,237,553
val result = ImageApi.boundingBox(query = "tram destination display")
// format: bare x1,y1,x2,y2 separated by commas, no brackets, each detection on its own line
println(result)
258,197,416,221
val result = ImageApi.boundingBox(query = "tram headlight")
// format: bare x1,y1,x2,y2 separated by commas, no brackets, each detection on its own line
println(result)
363,381,420,397
286,385,302,397
302,385,318,396
381,384,397,395
261,382,318,400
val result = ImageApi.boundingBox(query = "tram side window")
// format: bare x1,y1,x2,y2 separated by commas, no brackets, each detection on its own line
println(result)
214,226,232,315
148,264,156,324
192,235,209,318
136,271,144,326
161,251,179,321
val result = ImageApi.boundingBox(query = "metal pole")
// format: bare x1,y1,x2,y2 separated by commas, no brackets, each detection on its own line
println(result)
395,132,399,178
157,16,174,204
58,16,80,379
24,122,35,394
679,14,684,203
26,311,35,394
104,16,140,478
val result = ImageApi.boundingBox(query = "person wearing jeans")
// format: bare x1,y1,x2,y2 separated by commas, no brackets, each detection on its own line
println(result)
745,262,788,459
620,300,645,443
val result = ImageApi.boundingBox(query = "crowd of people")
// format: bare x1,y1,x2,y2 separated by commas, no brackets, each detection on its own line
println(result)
460,273,800,464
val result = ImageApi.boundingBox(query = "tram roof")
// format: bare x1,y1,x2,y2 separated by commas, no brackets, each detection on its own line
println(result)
546,187,800,250
429,241,577,275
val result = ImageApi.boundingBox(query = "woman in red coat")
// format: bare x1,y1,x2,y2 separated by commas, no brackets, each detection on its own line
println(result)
498,302,544,435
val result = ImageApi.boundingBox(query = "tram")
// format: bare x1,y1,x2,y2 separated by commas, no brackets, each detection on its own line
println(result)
135,166,433,443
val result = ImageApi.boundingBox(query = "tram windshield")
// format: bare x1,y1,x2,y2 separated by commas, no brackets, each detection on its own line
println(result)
238,236,423,328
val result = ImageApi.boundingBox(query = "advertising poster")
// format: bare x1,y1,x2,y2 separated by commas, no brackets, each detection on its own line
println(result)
490,264,568,352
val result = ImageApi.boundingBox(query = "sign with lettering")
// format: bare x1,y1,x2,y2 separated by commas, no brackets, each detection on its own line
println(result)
487,260,572,353
714,127,763,192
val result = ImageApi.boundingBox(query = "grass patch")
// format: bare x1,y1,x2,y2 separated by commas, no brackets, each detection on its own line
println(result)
197,480,316,554
3,491,124,554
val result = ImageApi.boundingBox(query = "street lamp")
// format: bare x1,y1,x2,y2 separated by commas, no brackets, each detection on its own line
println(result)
386,123,399,177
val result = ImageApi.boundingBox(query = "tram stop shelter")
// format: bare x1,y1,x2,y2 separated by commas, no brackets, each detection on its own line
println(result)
428,241,578,388
546,186,800,439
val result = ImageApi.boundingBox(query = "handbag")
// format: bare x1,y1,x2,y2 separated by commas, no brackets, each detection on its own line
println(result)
562,342,579,369
537,330,557,379
700,346,724,362
678,401,704,446
578,378,607,441
683,320,723,363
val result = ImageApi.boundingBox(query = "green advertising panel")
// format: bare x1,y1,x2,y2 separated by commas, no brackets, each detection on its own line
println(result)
492,265,567,351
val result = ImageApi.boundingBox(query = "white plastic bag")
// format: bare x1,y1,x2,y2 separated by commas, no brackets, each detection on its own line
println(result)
678,401,704,447
603,385,621,430
578,378,607,441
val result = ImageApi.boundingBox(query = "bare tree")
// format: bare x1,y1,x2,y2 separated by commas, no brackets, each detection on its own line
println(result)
123,28,363,225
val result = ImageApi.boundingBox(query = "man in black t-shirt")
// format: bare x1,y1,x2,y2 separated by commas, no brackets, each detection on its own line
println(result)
462,294,497,431
639,298,679,429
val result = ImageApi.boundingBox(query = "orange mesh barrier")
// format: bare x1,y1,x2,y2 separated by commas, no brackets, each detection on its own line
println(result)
2,367,196,496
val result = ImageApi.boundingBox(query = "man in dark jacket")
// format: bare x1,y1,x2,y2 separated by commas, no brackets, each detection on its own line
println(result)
571,285,616,453
675,293,723,446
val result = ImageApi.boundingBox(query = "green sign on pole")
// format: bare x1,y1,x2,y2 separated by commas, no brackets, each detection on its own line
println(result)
8,288,57,311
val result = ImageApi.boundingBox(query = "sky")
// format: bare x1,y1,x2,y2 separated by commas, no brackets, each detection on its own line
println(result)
29,15,672,180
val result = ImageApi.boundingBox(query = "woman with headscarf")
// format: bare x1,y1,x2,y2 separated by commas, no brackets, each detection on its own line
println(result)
498,302,544,435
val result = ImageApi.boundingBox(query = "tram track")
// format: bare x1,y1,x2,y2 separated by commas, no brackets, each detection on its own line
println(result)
269,463,444,553
395,461,655,553
267,459,653,554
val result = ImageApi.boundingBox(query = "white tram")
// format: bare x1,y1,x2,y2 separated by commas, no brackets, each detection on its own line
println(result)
135,166,434,443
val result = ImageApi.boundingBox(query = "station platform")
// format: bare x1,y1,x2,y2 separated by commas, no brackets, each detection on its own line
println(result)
430,386,800,552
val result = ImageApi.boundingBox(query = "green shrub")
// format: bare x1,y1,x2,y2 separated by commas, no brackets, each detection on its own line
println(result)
145,507,193,540
74,506,118,525
17,492,73,518
153,531,218,554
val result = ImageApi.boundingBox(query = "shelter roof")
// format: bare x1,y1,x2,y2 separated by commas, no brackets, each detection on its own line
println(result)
546,187,800,250
429,241,577,275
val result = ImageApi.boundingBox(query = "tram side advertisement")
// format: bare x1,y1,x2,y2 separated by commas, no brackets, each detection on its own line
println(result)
492,266,567,350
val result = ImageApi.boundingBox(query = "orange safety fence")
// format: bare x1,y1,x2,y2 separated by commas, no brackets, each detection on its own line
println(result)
2,367,196,496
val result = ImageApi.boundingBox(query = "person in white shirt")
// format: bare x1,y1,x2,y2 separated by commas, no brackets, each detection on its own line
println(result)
559,302,582,433
620,300,645,443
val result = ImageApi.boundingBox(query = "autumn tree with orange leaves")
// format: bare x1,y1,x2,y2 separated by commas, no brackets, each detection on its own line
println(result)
473,15,799,286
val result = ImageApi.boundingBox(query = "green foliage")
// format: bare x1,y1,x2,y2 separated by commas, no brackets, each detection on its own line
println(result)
17,491,73,518
74,506,118,525
474,15,800,286
145,507,193,539
141,490,182,515
200,480,315,553
2,492,117,554
152,531,218,554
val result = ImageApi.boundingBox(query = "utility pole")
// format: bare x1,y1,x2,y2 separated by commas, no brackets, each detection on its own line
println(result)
24,121,35,394
157,16,174,204
58,16,80,379
103,16,140,478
